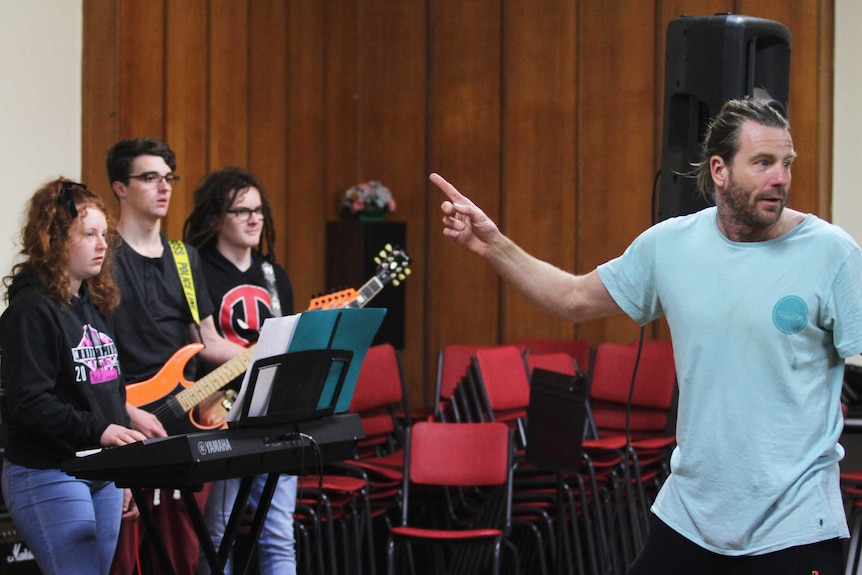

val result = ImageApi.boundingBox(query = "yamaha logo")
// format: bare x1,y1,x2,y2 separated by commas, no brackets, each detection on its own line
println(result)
197,438,232,455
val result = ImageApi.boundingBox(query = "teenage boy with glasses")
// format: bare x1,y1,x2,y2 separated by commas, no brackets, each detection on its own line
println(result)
106,138,245,575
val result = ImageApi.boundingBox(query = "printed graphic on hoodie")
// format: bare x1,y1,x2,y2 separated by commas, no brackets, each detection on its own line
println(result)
71,324,120,384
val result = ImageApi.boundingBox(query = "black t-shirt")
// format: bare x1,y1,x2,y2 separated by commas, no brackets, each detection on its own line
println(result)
111,236,215,384
198,246,294,345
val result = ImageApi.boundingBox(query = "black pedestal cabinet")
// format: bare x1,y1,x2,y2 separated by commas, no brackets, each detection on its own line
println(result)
325,221,406,349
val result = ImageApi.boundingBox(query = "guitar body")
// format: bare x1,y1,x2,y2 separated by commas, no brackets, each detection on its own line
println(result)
136,388,224,436
125,344,203,407
126,343,227,435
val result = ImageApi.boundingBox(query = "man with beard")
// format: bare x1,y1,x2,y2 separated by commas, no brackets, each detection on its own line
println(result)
430,98,862,574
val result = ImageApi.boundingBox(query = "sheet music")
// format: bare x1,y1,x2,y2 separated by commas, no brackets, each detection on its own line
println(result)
226,314,300,422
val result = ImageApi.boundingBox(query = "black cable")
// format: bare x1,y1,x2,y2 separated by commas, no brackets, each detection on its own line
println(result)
296,432,323,570
618,170,660,534
623,325,647,509
626,325,646,450
651,169,662,226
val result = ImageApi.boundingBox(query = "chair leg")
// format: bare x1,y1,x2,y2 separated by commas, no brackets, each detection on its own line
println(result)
295,522,311,575
294,503,326,575
559,477,589,575
386,535,396,575
611,473,635,572
601,480,628,575
567,474,598,575
515,521,547,575
386,535,417,575
491,537,506,575
342,499,363,575
317,497,339,575
335,519,353,575
625,448,649,553
356,490,378,575
582,457,614,575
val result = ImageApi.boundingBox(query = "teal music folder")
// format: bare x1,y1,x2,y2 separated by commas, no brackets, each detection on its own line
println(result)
287,308,386,412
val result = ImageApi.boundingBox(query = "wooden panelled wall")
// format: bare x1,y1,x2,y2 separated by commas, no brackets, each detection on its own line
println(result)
82,0,834,409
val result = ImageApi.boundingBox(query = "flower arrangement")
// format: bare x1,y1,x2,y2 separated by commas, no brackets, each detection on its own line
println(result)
341,181,396,220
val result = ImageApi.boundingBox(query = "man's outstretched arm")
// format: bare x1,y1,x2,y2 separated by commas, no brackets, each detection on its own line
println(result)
432,172,623,323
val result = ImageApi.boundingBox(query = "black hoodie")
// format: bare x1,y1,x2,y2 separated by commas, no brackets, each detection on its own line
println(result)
0,272,128,469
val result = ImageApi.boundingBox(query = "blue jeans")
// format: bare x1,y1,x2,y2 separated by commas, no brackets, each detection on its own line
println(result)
198,474,297,575
1,460,123,575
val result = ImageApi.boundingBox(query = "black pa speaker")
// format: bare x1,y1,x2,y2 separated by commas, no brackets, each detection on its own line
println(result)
658,14,791,221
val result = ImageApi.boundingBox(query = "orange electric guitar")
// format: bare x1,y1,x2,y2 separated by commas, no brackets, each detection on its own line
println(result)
125,245,411,435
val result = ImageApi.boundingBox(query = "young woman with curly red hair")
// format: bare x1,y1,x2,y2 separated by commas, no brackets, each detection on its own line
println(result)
0,179,145,575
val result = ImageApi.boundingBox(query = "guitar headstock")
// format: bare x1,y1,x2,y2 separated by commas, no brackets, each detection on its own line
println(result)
306,244,411,311
373,244,411,287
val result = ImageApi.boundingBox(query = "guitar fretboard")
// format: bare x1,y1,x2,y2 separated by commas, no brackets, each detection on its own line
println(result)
346,277,385,308
174,345,256,412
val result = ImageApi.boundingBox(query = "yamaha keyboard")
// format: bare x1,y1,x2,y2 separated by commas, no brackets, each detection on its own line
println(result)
62,413,364,488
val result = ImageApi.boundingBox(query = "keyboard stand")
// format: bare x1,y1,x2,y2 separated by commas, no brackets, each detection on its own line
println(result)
130,471,281,575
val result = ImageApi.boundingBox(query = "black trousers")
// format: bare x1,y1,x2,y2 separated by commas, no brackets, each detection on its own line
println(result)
628,514,844,575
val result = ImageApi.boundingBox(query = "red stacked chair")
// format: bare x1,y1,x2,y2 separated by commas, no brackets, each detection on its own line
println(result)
517,338,594,376
521,349,631,575
435,344,498,422
471,345,599,575
342,341,412,520
298,343,411,575
386,421,515,575
586,340,677,568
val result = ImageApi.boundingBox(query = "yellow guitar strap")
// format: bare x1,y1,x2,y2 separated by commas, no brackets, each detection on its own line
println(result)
168,240,201,326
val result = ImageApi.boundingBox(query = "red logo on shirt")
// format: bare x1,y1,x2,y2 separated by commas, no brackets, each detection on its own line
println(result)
219,285,272,345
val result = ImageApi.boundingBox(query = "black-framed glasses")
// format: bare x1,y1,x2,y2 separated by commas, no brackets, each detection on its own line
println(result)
127,172,180,186
227,207,265,222
57,180,86,218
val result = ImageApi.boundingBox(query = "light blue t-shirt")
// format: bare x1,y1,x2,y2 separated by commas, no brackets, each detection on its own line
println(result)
598,207,862,555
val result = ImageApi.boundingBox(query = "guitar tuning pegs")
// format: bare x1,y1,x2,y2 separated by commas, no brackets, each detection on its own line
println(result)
374,256,381,265
392,279,400,287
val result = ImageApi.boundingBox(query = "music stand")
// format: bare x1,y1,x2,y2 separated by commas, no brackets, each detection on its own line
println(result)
231,348,354,427
525,367,588,473
525,367,589,575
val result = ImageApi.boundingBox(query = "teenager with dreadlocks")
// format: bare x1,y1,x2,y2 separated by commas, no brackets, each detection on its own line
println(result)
183,167,296,575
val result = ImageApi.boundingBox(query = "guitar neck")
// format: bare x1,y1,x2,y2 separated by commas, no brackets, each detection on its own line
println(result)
344,276,386,308
173,345,256,412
